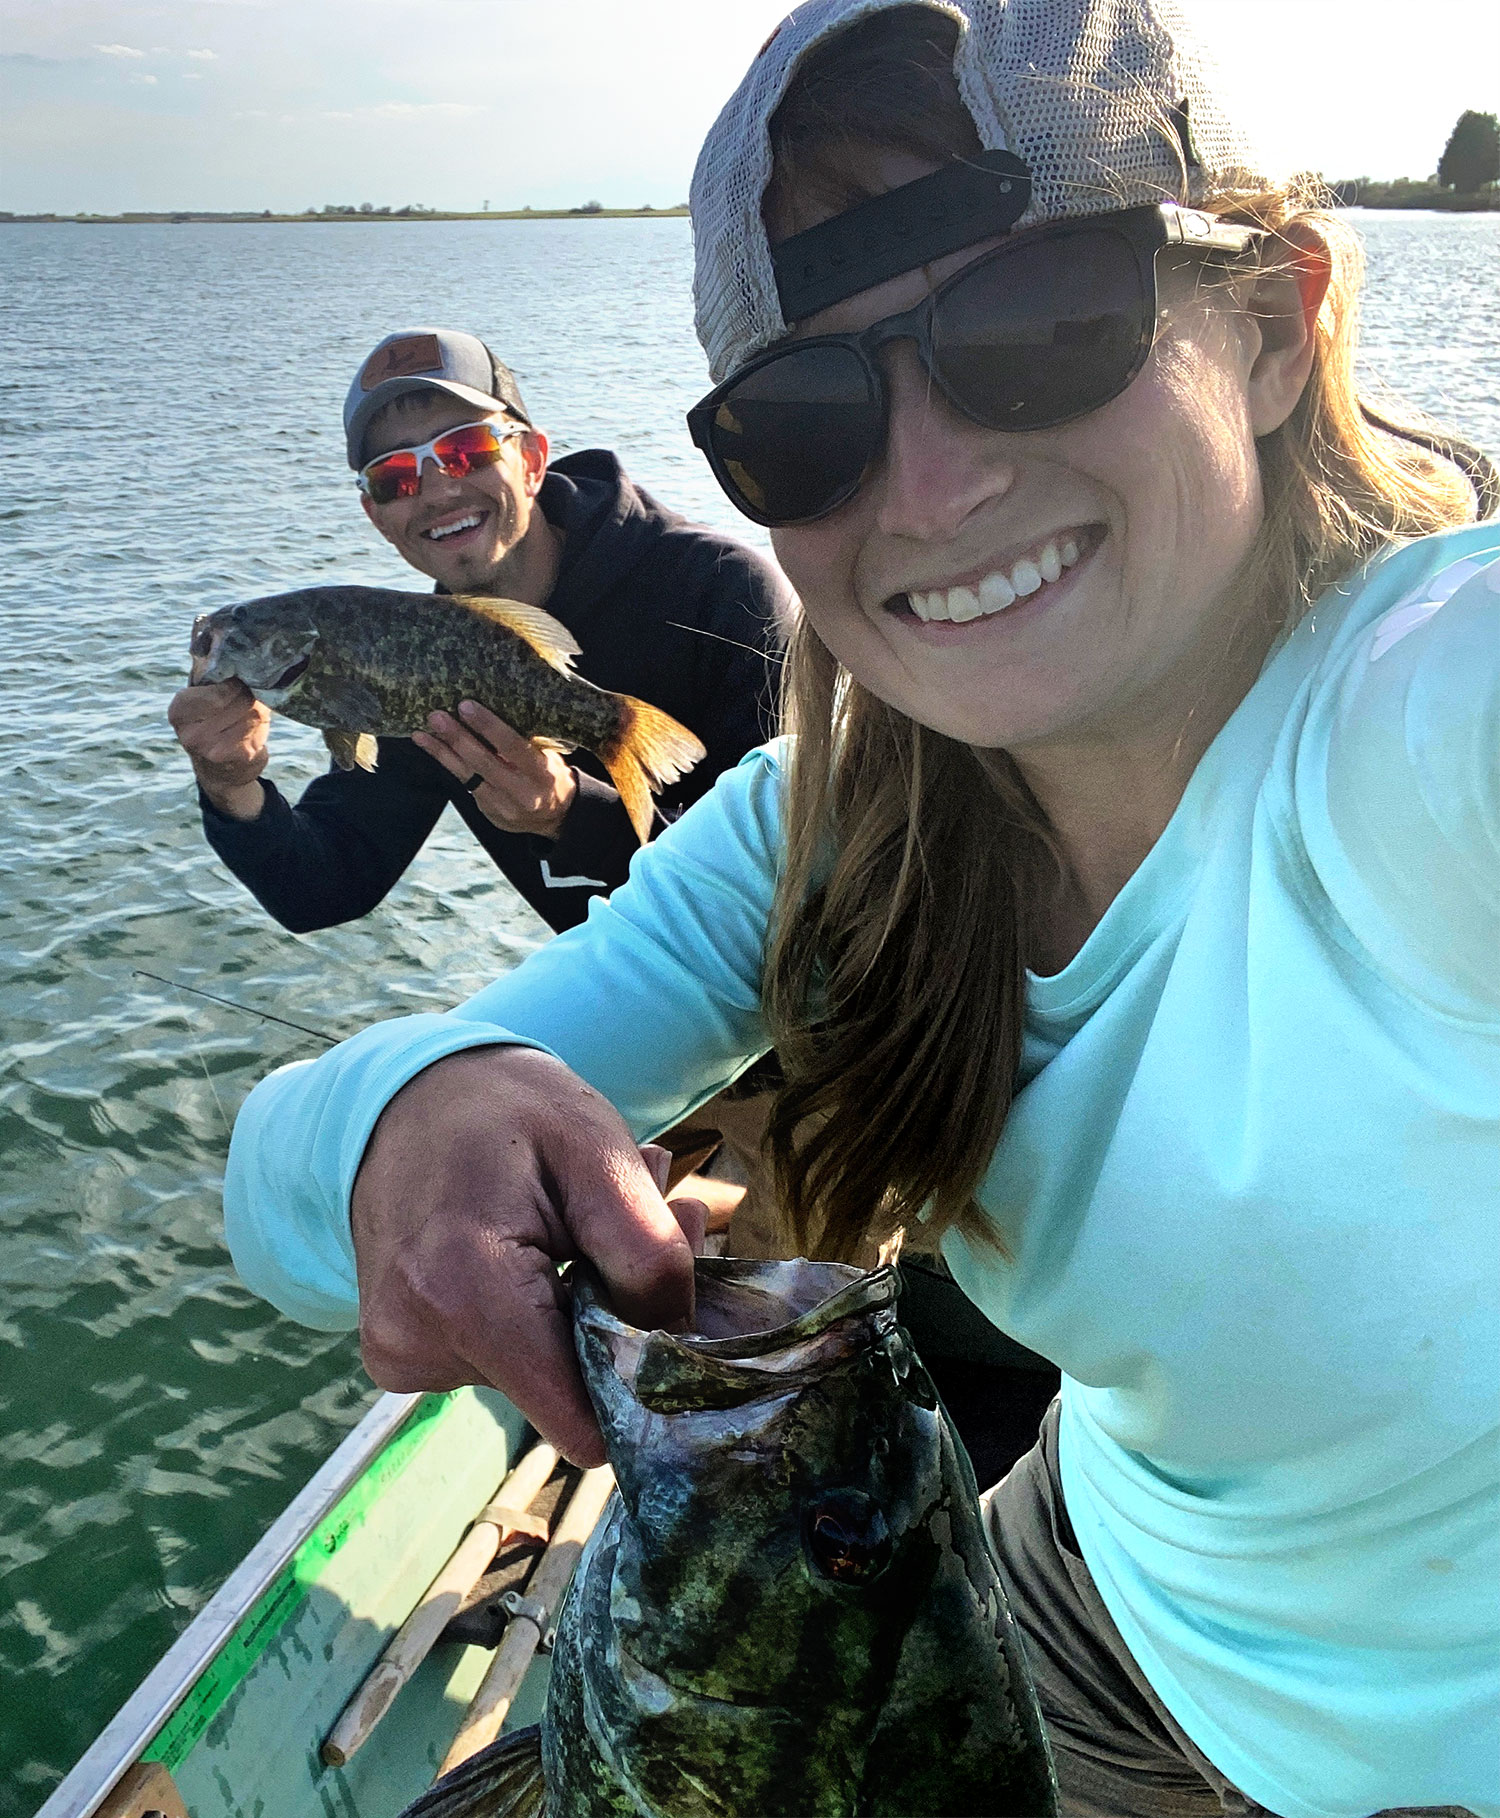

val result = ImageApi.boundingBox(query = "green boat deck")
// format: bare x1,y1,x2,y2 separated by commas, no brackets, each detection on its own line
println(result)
40,1387,550,1818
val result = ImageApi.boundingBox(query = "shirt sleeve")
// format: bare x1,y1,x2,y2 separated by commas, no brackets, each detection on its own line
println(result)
202,738,448,933
1294,546,1500,1013
223,745,786,1328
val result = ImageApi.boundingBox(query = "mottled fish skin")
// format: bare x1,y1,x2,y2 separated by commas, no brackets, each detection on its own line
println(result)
538,1258,1057,1818
188,584,705,842
189,586,621,751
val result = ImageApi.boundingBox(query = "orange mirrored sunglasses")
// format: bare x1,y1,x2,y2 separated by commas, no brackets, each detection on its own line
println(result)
356,418,525,506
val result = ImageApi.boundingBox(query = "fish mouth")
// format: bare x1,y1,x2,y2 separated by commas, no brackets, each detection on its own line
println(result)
575,1258,903,1416
269,655,310,691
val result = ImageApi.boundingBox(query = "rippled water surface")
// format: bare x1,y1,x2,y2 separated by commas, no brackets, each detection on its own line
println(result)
1,211,1497,1805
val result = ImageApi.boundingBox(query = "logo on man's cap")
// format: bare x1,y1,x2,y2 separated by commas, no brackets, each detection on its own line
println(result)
360,333,445,390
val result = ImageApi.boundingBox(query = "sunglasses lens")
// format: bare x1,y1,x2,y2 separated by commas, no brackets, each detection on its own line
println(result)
933,226,1150,430
433,422,508,480
363,451,419,505
704,345,881,525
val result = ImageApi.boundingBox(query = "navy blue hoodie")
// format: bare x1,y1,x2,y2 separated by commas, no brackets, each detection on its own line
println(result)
200,450,789,933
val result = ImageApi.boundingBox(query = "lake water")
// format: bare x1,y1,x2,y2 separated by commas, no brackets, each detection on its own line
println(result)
1,210,1497,1805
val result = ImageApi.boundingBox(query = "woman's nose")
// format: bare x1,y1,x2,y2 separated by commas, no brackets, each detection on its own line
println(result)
872,347,1016,541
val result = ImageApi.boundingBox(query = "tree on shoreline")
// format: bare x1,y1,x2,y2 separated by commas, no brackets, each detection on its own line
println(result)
1438,111,1499,193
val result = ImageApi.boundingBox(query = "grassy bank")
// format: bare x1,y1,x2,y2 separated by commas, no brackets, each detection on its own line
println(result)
1328,180,1498,211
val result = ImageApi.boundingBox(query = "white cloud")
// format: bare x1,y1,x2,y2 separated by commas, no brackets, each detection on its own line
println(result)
130,73,159,85
311,101,484,125
369,102,482,119
94,43,146,59
181,72,204,81
186,49,217,61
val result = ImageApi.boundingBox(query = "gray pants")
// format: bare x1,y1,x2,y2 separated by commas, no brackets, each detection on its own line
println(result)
983,1401,1475,1818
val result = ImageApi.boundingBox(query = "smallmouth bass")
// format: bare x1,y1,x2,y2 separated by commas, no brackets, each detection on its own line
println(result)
188,585,705,844
402,1258,1057,1817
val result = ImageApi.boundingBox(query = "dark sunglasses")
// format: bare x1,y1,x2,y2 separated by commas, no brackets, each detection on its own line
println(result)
687,203,1264,528
356,417,524,506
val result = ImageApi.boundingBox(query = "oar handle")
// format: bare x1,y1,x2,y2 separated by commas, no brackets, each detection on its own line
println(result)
436,1465,616,1779
320,1441,560,1768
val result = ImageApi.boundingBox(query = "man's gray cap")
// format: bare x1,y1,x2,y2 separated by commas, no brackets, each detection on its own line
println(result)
690,0,1279,382
344,328,532,468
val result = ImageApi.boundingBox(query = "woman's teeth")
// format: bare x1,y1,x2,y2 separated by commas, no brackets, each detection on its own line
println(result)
908,535,1083,623
425,513,483,542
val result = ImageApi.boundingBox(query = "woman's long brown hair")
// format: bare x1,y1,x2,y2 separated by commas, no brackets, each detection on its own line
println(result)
759,7,1493,1263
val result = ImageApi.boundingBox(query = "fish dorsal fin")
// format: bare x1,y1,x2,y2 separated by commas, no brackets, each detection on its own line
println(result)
453,594,581,675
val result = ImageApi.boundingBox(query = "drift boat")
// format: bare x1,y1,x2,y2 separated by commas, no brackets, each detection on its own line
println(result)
34,1386,593,1818
35,1259,1059,1818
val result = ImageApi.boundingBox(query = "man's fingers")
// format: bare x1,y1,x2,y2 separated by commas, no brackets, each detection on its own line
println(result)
415,722,503,786
457,702,541,766
169,681,255,734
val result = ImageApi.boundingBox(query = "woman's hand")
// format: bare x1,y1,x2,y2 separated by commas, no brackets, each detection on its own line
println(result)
414,700,578,838
350,1044,699,1466
167,679,271,820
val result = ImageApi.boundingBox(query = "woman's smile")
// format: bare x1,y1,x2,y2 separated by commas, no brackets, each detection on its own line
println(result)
885,522,1108,635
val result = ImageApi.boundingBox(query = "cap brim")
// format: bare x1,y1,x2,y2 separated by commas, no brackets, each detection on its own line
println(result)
345,377,526,468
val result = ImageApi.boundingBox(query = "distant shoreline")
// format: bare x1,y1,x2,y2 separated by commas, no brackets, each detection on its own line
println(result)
3,196,1496,225
0,206,691,225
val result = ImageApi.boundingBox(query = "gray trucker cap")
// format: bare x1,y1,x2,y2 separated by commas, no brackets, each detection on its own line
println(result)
689,0,1278,381
343,328,532,468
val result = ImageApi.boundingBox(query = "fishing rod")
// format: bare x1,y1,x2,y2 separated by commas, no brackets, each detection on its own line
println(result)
132,969,339,1045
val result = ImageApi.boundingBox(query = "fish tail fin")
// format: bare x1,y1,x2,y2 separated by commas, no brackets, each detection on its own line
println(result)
599,697,706,845
396,1724,546,1818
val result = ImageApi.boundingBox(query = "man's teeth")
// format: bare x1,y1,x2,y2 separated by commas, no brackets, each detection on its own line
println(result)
909,536,1084,623
425,514,483,541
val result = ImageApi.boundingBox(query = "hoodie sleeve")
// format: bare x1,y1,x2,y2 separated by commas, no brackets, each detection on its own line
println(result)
223,745,785,1327
201,738,449,933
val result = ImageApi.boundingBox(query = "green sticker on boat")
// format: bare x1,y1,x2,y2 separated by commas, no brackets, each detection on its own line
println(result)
141,1392,450,1773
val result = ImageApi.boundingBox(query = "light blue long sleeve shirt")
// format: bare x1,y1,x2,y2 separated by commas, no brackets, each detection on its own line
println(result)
226,524,1500,1817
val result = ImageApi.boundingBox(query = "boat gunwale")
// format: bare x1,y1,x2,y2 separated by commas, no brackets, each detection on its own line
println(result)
35,1390,424,1818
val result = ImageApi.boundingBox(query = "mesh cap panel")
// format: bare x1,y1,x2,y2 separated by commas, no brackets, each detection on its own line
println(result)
690,0,1278,380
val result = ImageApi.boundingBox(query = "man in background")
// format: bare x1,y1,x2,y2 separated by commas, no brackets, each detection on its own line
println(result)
168,327,788,934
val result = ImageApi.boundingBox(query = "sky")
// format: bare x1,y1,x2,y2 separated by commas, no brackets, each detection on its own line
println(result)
2,0,1497,215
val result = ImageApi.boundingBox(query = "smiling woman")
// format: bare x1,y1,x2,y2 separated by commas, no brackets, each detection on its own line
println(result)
217,1,1499,1813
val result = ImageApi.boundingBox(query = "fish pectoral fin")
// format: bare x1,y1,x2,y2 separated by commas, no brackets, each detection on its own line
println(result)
454,594,582,675
324,729,379,772
395,1724,547,1818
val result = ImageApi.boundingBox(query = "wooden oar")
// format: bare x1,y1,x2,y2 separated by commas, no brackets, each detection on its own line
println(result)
437,1464,616,1779
320,1440,560,1768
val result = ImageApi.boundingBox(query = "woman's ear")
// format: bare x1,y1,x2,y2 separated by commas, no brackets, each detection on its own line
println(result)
1245,220,1332,438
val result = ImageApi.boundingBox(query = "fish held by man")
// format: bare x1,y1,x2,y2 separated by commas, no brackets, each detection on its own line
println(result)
187,585,706,844
400,1257,1057,1818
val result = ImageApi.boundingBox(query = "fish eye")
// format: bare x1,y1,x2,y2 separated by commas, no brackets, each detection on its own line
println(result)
189,624,213,658
804,1491,892,1585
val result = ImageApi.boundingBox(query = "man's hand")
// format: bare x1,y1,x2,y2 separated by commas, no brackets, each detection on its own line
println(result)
168,680,271,821
414,700,578,838
350,1045,700,1466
